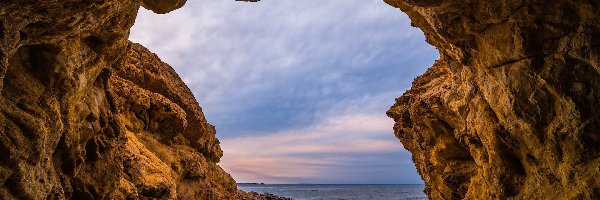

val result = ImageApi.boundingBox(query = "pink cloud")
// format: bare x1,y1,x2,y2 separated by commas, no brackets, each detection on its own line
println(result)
219,113,406,183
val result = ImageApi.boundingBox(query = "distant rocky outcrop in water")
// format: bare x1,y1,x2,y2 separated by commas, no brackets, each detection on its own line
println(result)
385,0,600,199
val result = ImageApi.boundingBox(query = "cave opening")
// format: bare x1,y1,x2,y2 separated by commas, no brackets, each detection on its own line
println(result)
129,0,438,186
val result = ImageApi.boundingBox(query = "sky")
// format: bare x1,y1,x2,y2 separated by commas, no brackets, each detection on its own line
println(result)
129,0,438,184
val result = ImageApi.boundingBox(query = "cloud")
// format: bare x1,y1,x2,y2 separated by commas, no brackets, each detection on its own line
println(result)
219,112,419,184
130,0,437,184
130,0,437,137
222,114,396,155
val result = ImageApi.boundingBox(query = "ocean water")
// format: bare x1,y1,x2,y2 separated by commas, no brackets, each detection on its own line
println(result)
238,184,427,200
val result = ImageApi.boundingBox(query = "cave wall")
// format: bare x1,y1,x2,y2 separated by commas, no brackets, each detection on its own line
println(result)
3,0,599,199
385,0,600,199
0,0,239,199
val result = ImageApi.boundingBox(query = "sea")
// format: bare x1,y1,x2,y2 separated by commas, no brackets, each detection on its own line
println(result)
238,184,427,200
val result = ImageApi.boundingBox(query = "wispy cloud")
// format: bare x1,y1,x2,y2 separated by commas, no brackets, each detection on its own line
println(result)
223,114,396,155
130,0,437,184
220,112,416,184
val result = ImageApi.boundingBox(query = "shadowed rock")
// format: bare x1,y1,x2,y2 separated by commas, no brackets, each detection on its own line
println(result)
141,0,187,14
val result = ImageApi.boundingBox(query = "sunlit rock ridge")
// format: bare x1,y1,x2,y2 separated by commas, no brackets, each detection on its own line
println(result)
386,0,600,199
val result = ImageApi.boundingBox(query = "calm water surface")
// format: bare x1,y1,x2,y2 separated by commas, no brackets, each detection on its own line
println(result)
238,184,427,200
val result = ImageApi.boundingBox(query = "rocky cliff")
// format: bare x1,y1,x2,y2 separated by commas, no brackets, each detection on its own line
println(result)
4,0,599,199
386,0,600,199
0,0,243,199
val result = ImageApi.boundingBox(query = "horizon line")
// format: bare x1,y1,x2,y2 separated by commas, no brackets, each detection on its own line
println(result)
237,183,425,185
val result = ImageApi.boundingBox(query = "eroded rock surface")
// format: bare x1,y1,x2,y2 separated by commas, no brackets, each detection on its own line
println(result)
386,0,600,199
0,0,238,199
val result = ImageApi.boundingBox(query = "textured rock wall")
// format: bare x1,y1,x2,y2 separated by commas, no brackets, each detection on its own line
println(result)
7,0,599,199
0,0,240,199
386,0,600,199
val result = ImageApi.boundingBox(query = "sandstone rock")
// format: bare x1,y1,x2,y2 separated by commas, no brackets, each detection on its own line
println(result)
8,0,598,199
386,0,600,199
141,0,187,14
0,1,237,199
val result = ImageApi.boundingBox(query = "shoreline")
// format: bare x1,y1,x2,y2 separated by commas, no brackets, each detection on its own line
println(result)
238,190,292,200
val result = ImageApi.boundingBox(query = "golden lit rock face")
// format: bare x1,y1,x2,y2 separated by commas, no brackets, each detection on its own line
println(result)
109,43,238,199
0,1,237,199
386,0,600,199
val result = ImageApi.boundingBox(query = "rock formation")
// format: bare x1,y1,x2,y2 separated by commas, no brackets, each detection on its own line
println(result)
0,0,243,199
238,191,292,200
4,0,598,199
386,0,600,199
